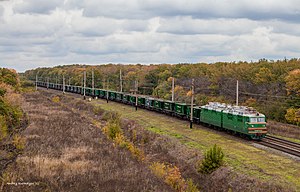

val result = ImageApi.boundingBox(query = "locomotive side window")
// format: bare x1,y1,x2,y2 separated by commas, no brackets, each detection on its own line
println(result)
249,117,265,122
257,117,265,122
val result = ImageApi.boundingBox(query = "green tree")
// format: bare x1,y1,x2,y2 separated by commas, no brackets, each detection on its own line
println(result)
198,144,224,174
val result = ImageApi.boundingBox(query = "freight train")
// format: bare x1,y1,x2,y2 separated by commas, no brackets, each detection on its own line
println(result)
37,81,267,140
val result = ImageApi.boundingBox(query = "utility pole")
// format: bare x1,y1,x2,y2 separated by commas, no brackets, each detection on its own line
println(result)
47,77,49,89
83,71,86,100
236,80,239,106
135,80,138,111
172,77,175,102
106,79,109,103
63,75,65,94
92,69,95,98
190,79,194,129
120,69,123,92
35,73,38,91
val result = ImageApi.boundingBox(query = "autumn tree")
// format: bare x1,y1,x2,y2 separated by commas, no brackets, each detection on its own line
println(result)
285,69,300,96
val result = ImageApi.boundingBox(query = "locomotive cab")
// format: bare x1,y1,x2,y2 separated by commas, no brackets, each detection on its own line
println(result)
246,114,267,140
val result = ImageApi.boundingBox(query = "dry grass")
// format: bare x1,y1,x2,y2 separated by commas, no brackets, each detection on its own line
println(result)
2,91,171,192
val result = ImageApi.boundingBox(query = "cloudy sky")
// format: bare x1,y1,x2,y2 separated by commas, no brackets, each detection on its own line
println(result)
1,0,300,72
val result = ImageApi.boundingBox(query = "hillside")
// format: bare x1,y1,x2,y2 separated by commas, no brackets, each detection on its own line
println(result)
0,68,27,177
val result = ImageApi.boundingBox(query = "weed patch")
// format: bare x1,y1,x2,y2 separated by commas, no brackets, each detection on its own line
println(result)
51,96,60,103
150,162,199,192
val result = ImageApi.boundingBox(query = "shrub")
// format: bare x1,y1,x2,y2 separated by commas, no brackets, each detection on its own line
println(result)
285,108,300,126
127,142,145,161
0,87,6,97
165,165,185,191
114,132,128,148
0,98,23,131
198,144,224,174
186,179,199,192
52,96,60,103
93,105,104,115
149,162,200,191
12,134,25,150
101,111,120,122
107,122,122,140
0,115,8,141
101,111,122,140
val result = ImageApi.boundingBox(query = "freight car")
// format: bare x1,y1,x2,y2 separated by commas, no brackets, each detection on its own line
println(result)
36,82,267,140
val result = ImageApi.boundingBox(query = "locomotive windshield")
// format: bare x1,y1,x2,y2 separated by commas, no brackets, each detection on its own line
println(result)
249,117,265,122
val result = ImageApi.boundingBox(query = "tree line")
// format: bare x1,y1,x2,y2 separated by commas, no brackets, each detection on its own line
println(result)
24,59,300,125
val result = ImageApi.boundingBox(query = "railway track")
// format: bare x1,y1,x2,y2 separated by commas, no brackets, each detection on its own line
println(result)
258,135,300,157
40,87,300,158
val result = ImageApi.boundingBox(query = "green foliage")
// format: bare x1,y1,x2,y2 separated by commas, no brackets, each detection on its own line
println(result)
0,98,23,130
0,68,23,142
0,115,8,141
108,121,122,140
186,178,199,192
0,88,6,97
198,144,224,174
257,103,288,122
0,68,19,87
102,111,122,139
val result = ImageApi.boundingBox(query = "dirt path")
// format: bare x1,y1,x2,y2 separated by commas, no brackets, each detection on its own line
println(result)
1,91,171,191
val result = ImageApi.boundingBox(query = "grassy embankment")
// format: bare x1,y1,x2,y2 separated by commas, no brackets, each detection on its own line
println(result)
91,98,300,191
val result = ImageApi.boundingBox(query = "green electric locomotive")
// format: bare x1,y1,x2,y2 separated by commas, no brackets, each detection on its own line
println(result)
200,102,267,140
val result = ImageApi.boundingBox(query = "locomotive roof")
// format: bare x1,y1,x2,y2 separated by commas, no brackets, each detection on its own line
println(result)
201,102,265,117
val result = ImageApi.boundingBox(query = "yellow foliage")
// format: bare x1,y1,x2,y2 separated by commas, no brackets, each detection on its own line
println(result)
149,162,167,178
165,165,185,191
114,132,127,148
127,142,145,161
174,85,183,93
285,108,300,125
167,77,173,82
131,129,137,143
186,90,192,97
254,67,275,84
52,96,60,103
13,134,25,150
149,162,199,191
102,125,109,136
285,69,300,96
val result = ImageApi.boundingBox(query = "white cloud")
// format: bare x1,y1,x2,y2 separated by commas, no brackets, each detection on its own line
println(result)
0,5,3,17
158,17,259,35
13,0,63,14
0,0,300,72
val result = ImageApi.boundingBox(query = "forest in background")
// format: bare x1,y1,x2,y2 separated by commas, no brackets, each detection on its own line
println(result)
24,59,300,126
